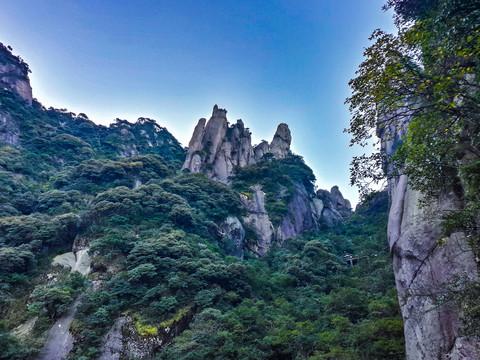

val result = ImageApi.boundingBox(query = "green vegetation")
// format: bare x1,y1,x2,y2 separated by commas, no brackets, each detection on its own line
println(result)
158,195,404,359
0,42,404,359
346,0,480,338
232,154,315,225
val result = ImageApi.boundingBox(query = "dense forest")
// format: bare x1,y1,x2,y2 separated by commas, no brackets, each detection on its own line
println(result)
1,0,479,358
347,0,480,345
0,42,405,359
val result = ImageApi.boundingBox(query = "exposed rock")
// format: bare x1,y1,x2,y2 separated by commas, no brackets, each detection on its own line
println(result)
220,216,245,258
381,117,479,359
52,249,91,276
182,105,291,183
38,299,80,360
133,178,142,189
72,249,91,276
0,43,33,105
267,123,291,159
52,252,76,270
119,144,139,157
277,183,318,242
240,185,274,255
310,198,324,216
182,106,351,251
0,112,19,145
330,186,352,215
315,186,353,227
99,312,191,360
72,236,89,252
99,317,131,360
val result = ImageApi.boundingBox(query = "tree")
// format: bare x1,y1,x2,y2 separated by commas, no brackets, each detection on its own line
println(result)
346,0,480,339
346,0,480,197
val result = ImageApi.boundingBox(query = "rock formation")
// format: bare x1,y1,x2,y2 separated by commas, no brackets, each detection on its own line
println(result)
184,105,353,255
0,43,32,105
182,105,291,183
380,119,479,359
220,216,246,258
51,236,92,276
240,185,275,256
277,183,319,241
0,112,19,145
316,186,353,227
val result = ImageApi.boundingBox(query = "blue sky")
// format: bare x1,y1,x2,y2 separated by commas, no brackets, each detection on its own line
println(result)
0,0,395,205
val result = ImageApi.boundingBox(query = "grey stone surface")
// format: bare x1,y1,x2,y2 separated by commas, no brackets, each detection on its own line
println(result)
99,312,191,359
315,186,353,227
182,105,291,183
382,116,479,359
220,216,246,258
52,252,76,270
182,106,352,252
99,317,130,360
0,63,32,105
241,185,275,256
52,249,91,276
38,299,80,360
277,183,318,242
0,112,19,145
267,123,291,159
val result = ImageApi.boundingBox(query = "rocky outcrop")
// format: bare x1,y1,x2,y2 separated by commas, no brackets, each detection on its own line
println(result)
99,313,191,360
240,185,275,256
277,183,318,242
38,299,80,360
239,183,352,255
183,106,352,254
182,105,291,183
52,236,92,276
0,43,32,105
381,119,479,359
316,186,353,227
220,216,246,258
0,113,19,145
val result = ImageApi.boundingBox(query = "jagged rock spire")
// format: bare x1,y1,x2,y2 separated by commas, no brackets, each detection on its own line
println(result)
182,105,292,183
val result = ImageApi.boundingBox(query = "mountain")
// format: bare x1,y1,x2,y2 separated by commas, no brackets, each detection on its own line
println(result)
182,105,353,256
0,43,404,360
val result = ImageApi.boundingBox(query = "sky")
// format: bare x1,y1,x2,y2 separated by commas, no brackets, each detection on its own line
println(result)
0,0,396,205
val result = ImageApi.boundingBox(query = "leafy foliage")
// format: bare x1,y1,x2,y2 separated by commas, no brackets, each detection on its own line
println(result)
346,0,480,339
0,41,404,359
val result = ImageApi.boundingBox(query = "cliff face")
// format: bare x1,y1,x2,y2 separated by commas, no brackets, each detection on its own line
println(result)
184,105,352,255
381,121,479,359
0,43,32,105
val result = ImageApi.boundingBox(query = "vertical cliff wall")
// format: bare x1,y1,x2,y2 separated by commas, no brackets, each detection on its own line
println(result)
382,122,479,359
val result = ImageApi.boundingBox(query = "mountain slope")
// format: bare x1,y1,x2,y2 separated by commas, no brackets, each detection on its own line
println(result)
0,42,404,360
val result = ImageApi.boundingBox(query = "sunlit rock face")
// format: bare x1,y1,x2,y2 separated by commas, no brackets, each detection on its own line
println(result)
380,118,479,360
182,105,291,184
0,43,33,105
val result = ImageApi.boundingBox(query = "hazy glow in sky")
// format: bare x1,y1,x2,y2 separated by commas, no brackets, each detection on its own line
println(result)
0,0,396,205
